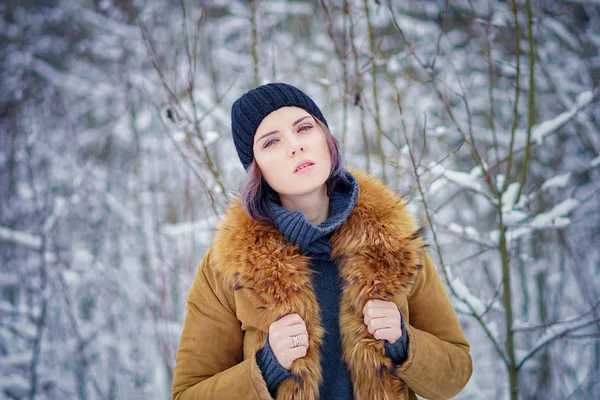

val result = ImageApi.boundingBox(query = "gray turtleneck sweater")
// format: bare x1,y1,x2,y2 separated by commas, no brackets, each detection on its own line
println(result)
256,169,408,398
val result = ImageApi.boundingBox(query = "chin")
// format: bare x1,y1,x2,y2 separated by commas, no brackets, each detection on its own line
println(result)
276,171,329,197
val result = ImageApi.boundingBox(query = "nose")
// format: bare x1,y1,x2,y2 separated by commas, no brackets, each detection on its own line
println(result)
287,140,305,158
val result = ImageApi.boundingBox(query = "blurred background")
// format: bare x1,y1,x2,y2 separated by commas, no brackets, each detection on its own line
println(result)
1,0,599,398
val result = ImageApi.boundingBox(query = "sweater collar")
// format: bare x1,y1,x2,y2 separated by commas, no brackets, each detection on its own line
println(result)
268,169,359,254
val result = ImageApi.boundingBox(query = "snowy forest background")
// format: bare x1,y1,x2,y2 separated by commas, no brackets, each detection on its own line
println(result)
1,0,599,399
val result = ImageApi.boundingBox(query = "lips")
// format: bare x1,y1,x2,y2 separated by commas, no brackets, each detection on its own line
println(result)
294,160,315,173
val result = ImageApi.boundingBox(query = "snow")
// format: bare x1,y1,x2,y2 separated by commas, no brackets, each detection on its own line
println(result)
543,18,581,51
517,316,596,366
0,226,42,249
532,110,574,144
490,10,509,27
533,90,594,144
0,273,19,286
2,2,599,398
503,182,522,208
261,1,314,15
495,174,505,191
529,198,578,229
502,209,528,225
43,196,67,233
428,163,485,194
0,352,34,369
391,13,439,37
62,270,79,284
0,374,29,398
173,131,187,143
104,193,138,227
541,173,571,190
448,223,482,242
162,216,217,237
135,109,153,131
16,55,116,97
77,6,140,38
16,182,33,200
434,126,447,136
449,270,487,316
488,229,500,245
0,301,31,317
501,198,579,243
387,58,401,74
204,131,220,146
156,320,184,340
576,90,593,107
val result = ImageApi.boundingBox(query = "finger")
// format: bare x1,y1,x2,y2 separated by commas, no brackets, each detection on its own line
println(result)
362,299,397,315
286,333,309,349
280,324,308,338
363,300,390,317
363,307,399,326
276,346,308,370
372,327,402,342
277,313,306,327
283,345,308,361
295,334,310,348
271,317,304,339
366,317,392,335
362,301,384,321
273,333,310,355
371,299,396,307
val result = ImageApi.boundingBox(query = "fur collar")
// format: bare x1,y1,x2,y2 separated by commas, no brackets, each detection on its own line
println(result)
212,167,425,399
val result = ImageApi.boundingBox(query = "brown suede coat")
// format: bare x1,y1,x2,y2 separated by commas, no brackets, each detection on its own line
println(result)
172,168,472,400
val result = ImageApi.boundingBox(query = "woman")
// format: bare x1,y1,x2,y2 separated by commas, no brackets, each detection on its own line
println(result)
172,83,472,400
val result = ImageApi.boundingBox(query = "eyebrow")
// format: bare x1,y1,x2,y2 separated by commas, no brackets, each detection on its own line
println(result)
254,115,312,145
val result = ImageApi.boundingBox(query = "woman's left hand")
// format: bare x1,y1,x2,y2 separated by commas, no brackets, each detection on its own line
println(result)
362,299,403,344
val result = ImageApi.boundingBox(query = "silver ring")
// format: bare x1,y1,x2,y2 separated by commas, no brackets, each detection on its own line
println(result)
292,335,300,348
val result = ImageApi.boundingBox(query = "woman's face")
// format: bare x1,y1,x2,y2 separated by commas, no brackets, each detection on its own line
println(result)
253,106,331,197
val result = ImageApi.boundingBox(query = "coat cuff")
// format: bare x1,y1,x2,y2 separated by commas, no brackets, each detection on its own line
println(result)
256,334,292,396
250,355,276,400
384,310,408,365
395,322,418,373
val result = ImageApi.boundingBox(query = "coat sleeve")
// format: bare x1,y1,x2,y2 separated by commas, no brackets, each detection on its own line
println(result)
172,248,273,400
396,251,473,400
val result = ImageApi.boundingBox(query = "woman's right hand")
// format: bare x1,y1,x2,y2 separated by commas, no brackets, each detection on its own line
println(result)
268,313,310,370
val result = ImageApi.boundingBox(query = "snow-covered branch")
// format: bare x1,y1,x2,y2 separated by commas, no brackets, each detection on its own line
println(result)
517,318,599,369
532,90,597,144
0,226,42,250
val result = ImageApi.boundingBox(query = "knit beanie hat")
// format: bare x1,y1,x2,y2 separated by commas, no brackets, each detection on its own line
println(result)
231,82,328,170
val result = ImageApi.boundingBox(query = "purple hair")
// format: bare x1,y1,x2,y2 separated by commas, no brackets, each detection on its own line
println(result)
241,115,346,222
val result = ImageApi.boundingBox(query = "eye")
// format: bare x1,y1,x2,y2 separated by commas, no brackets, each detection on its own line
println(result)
264,138,278,148
298,124,313,132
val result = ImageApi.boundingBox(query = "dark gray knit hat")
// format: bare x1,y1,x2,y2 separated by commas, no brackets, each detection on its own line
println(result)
231,82,328,170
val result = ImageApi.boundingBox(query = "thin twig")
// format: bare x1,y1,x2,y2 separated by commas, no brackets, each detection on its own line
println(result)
395,90,509,366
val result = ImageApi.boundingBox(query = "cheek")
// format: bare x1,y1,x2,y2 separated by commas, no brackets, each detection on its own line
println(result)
255,153,285,186
254,146,277,168
316,137,332,167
